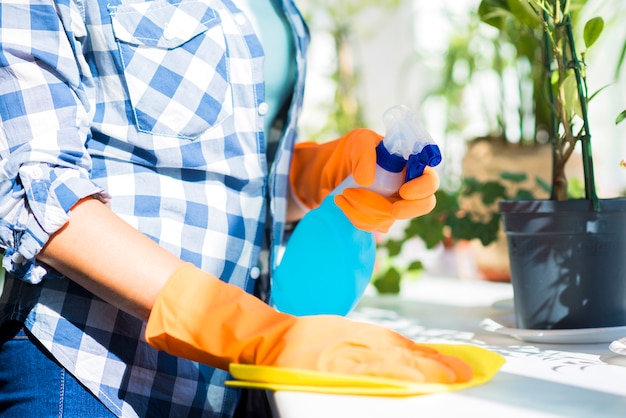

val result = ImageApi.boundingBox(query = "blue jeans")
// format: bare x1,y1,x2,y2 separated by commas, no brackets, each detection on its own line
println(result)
0,321,115,417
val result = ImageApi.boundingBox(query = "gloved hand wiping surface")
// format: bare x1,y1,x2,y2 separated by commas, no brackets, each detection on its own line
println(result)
145,263,473,384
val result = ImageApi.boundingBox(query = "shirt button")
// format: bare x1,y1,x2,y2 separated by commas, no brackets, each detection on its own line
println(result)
258,102,269,116
163,24,175,41
250,266,261,279
29,166,43,179
235,14,247,26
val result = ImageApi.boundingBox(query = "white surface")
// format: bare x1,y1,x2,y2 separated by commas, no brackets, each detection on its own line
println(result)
609,337,626,356
481,316,626,344
363,274,514,307
269,390,565,418
267,275,626,418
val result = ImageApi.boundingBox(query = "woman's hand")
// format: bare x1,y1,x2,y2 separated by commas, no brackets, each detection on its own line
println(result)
289,129,439,232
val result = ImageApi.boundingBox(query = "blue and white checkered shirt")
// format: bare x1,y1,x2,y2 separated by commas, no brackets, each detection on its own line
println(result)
0,0,308,416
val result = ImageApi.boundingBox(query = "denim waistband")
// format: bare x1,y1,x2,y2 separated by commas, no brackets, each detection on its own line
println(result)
0,320,25,345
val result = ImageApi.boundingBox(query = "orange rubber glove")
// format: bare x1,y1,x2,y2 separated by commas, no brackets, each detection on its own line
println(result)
289,129,439,233
145,263,473,383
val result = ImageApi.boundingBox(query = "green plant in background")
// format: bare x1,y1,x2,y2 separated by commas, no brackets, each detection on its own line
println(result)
370,190,460,293
298,0,624,294
374,0,616,293
478,0,556,142
372,166,588,294
481,0,613,201
423,2,550,147
372,171,548,293
376,0,554,274
297,0,402,140
373,1,547,292
413,0,556,247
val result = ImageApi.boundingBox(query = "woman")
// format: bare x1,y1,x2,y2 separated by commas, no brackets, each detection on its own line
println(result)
0,0,461,416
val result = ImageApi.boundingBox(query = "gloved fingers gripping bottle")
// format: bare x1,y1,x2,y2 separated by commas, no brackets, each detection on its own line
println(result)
273,105,441,316
338,105,442,196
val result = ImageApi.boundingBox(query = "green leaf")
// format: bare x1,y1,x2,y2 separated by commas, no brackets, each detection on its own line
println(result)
567,177,585,199
404,215,445,249
448,214,501,246
478,0,510,29
506,0,541,28
385,239,404,257
407,260,425,272
535,176,551,193
372,267,402,294
478,215,502,246
550,69,559,87
616,110,626,125
500,171,527,183
514,189,535,199
448,215,482,242
461,177,480,190
583,17,604,49
480,181,508,205
562,72,583,119
588,83,612,103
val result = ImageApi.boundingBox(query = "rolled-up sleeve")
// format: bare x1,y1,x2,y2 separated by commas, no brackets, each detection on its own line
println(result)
0,0,107,283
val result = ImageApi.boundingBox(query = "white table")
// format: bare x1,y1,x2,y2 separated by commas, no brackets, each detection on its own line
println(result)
267,275,626,418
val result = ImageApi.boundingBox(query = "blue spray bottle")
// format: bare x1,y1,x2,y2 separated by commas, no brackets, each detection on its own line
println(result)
272,105,441,316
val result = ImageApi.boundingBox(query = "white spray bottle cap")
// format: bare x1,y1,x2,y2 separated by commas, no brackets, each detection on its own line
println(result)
377,105,442,181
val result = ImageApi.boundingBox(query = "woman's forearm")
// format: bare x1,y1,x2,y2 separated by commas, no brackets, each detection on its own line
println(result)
41,191,305,319
37,197,184,320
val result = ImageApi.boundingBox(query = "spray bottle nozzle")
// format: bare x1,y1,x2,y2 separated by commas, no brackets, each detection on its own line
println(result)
378,105,442,182
338,105,442,197
405,144,442,181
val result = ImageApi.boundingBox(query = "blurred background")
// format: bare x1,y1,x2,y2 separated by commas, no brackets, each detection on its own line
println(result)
294,0,626,289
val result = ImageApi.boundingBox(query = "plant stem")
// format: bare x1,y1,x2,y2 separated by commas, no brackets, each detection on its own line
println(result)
543,1,598,206
563,14,598,208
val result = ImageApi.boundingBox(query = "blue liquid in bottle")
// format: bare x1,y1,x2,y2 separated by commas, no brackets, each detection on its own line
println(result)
271,194,376,316
272,105,441,316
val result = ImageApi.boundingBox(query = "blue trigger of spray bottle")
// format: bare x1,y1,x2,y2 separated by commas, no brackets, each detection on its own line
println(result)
271,105,441,316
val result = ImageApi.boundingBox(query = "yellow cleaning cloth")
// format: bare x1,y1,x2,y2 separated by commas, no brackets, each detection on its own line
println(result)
226,344,504,396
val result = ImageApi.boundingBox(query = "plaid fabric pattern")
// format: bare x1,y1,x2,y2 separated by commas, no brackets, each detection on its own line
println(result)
0,0,309,416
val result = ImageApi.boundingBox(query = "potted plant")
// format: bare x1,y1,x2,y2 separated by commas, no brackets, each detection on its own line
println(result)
483,0,626,330
386,3,558,284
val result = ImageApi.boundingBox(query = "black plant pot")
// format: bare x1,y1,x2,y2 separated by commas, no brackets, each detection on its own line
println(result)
499,198,626,330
